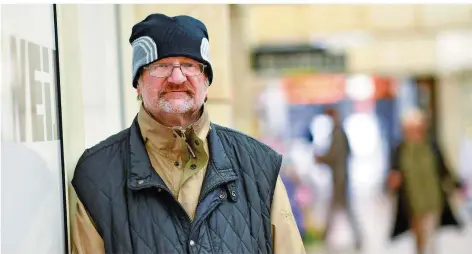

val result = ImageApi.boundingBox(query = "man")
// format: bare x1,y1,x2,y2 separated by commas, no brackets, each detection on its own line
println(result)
314,107,362,251
387,109,462,254
72,13,305,254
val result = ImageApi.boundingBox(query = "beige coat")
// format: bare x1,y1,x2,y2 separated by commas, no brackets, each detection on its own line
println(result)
72,105,306,254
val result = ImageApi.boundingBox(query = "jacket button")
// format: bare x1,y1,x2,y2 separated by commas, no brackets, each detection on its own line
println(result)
219,192,226,200
174,161,180,167
189,240,195,246
190,164,197,170
194,140,200,145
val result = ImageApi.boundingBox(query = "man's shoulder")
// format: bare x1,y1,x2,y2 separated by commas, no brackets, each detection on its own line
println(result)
74,128,130,176
72,128,130,210
212,124,280,156
213,124,282,190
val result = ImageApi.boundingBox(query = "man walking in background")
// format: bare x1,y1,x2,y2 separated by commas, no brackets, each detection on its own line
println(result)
315,107,363,251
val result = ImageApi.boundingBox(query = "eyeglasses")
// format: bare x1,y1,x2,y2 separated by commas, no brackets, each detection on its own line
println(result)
143,63,207,78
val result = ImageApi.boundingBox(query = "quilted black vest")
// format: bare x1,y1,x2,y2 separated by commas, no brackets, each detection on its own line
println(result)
72,119,282,254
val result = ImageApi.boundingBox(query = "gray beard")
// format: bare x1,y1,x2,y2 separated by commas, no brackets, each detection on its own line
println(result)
158,95,206,114
158,97,192,113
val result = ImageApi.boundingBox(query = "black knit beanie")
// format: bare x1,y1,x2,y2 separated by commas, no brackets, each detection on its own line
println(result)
129,13,213,88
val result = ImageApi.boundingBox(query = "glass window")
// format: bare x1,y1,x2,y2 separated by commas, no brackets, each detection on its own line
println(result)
1,4,66,254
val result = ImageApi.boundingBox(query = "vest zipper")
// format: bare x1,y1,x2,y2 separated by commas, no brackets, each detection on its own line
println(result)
158,184,193,223
162,183,222,233
192,182,224,224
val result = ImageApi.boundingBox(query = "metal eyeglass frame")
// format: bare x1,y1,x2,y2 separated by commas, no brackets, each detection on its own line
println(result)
143,63,207,78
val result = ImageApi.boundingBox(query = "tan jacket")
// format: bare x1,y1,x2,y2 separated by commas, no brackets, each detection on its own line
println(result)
72,105,305,254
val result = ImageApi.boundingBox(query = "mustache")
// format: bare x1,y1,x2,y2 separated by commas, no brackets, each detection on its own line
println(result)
159,82,194,96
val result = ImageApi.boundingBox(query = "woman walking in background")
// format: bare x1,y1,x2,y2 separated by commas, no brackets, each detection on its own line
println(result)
387,109,463,254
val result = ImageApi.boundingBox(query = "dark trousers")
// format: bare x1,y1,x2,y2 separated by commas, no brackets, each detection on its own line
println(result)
324,197,363,249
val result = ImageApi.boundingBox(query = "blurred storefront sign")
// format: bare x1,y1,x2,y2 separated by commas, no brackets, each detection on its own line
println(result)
280,74,394,106
346,74,374,101
281,74,346,105
250,44,346,75
373,76,396,99
275,73,399,141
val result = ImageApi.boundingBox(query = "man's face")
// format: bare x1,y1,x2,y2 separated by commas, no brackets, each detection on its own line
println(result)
137,56,208,116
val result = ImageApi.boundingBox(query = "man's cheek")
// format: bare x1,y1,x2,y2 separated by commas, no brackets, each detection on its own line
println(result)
147,87,160,96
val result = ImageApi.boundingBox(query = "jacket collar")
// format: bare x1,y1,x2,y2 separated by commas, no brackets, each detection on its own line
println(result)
137,104,210,152
127,117,238,193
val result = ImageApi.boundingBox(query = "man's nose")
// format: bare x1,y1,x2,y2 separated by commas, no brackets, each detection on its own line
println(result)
167,66,187,84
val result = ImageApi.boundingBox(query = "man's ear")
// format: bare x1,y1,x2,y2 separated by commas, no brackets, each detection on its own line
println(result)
203,78,209,102
136,81,143,101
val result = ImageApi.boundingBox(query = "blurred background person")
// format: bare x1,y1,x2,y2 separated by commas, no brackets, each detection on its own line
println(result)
387,108,464,254
315,107,363,252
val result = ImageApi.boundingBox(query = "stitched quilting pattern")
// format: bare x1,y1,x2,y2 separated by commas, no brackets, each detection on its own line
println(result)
72,123,281,254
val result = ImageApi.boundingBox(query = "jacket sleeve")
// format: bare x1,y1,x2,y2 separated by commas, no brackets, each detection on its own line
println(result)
270,176,306,254
72,198,105,254
384,142,402,193
432,141,463,189
390,142,402,172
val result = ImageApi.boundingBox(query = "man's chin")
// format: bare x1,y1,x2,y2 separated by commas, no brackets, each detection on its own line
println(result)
168,107,193,114
159,99,194,114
